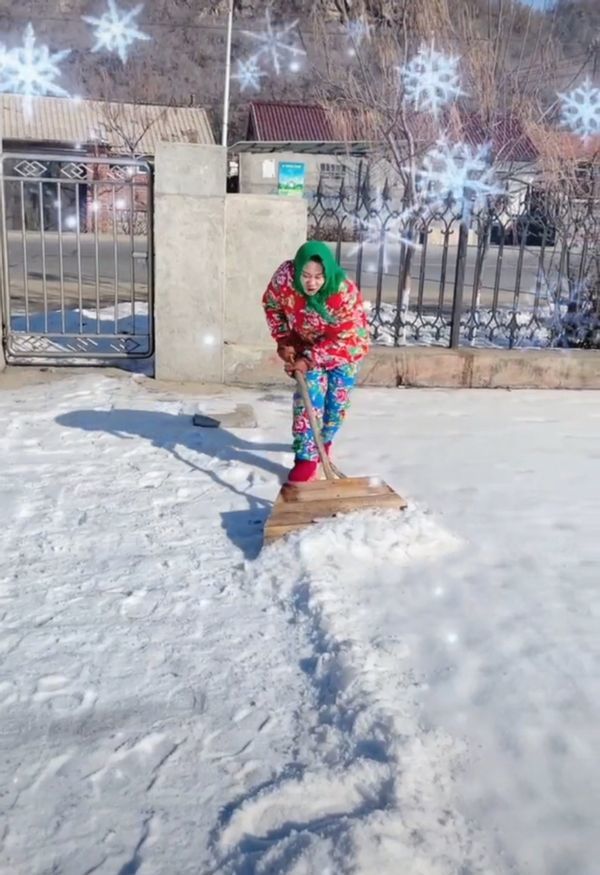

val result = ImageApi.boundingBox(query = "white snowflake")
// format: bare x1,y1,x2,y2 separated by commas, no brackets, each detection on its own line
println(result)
83,0,151,64
231,56,267,93
558,78,600,142
535,270,593,345
241,7,306,75
345,18,370,55
0,24,70,117
538,271,587,308
399,42,463,117
416,139,503,227
347,210,421,273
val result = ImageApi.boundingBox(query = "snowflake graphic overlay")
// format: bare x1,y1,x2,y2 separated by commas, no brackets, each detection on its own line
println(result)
83,0,151,64
345,18,370,55
241,8,306,75
0,24,70,117
416,140,503,227
399,43,463,117
346,209,421,274
558,78,600,142
536,270,595,346
231,57,267,93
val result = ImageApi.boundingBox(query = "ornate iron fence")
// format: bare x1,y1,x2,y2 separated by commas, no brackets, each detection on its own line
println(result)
0,152,153,361
308,170,600,349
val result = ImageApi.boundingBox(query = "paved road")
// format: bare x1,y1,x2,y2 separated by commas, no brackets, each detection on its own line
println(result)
4,231,150,314
4,231,556,317
335,240,552,311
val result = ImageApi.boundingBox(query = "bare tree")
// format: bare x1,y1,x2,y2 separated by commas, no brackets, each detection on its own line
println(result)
81,69,170,236
523,122,600,345
307,0,599,344
309,0,472,331
93,68,172,159
96,101,169,158
310,0,453,202
309,0,582,198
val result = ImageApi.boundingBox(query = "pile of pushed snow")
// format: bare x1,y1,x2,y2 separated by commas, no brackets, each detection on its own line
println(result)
212,509,503,874
287,505,459,568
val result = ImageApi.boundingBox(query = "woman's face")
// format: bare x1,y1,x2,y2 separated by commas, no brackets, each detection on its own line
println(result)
301,259,325,295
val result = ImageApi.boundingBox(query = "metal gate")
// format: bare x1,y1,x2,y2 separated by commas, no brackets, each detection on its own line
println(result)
0,151,153,361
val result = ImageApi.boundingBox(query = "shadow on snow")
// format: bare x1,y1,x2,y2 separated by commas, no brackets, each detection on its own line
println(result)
55,407,290,559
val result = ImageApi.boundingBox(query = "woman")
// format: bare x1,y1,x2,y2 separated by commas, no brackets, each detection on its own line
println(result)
262,241,370,483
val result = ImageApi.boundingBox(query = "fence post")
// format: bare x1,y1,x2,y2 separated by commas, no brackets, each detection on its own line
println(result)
450,221,469,348
154,143,226,382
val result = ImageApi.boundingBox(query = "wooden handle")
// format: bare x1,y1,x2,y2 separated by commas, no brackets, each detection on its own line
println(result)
295,371,338,481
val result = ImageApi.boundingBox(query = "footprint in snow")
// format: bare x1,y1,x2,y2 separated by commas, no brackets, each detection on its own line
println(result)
32,673,97,716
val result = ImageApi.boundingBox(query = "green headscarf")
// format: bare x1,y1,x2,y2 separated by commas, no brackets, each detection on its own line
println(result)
293,241,347,323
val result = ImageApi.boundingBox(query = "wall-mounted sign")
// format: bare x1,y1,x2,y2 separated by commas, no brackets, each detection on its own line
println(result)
262,159,276,179
278,161,305,196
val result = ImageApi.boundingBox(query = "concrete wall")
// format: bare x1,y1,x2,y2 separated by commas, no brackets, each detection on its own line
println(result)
152,142,600,392
238,151,355,197
237,151,412,202
237,151,474,246
222,345,600,390
224,194,307,383
154,142,307,383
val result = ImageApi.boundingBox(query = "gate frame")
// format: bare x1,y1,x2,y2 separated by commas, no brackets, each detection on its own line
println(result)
0,150,155,364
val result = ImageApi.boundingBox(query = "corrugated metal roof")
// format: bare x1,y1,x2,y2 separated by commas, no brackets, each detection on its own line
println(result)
247,100,544,163
461,114,539,163
249,101,335,142
0,94,214,153
247,100,600,165
232,140,373,155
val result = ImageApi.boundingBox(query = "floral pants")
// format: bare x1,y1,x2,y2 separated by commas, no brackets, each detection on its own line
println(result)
292,363,359,461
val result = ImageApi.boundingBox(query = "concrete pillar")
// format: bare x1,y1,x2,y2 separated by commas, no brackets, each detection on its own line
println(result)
224,194,307,346
223,194,307,383
154,143,226,382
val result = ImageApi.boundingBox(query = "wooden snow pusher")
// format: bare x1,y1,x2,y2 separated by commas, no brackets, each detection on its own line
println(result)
263,372,407,545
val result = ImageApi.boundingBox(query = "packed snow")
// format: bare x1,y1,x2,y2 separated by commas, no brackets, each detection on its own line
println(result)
1,371,599,874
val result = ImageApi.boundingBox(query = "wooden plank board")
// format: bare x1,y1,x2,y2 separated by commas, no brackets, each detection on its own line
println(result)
273,493,406,521
280,477,395,503
263,477,408,544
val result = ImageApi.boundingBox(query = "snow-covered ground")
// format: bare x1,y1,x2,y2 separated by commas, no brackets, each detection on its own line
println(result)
1,371,599,875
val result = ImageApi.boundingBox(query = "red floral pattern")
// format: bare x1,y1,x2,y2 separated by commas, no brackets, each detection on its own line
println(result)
262,260,370,369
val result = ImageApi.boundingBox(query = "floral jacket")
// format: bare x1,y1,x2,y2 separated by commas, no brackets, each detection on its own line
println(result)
262,260,370,370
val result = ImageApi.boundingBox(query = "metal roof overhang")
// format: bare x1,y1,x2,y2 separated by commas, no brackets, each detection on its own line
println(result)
230,140,375,156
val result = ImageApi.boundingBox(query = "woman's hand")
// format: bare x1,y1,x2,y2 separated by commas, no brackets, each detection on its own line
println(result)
277,344,297,364
285,357,309,377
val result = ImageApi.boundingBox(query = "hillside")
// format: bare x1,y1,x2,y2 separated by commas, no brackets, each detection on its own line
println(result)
0,0,597,142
